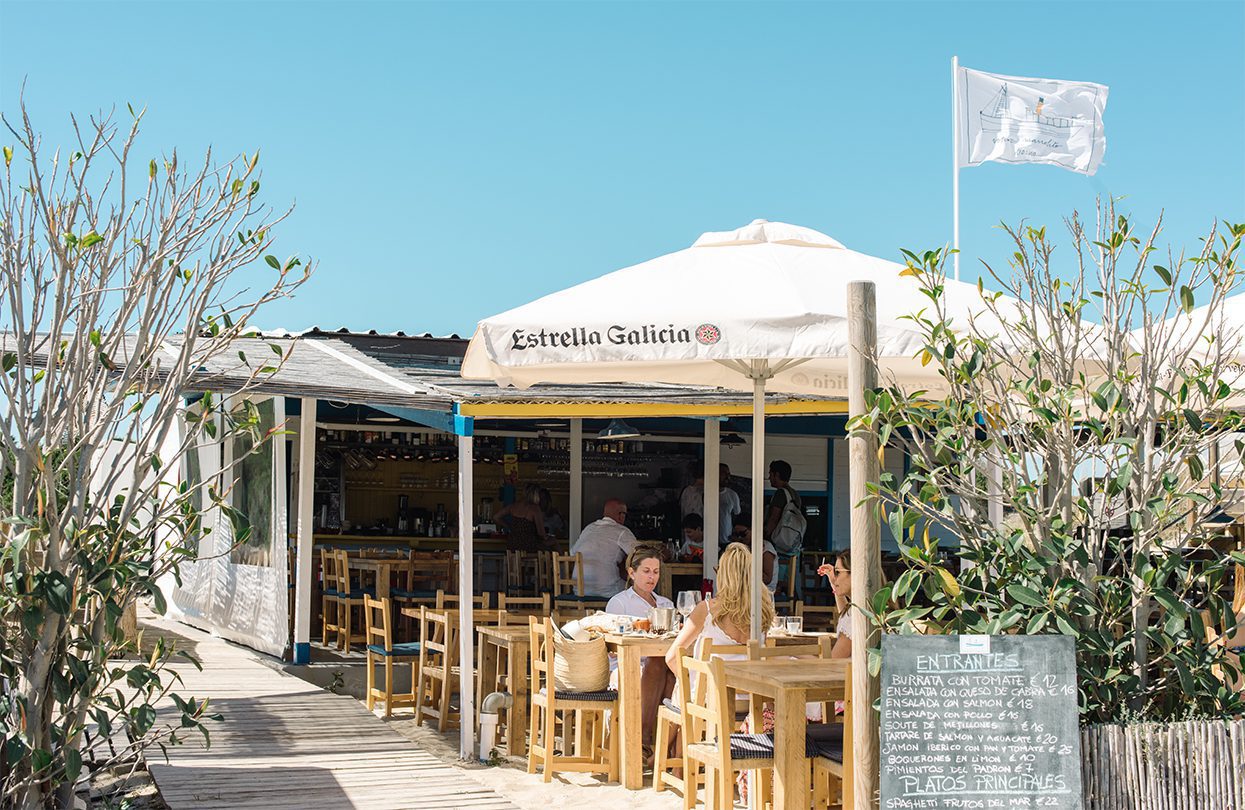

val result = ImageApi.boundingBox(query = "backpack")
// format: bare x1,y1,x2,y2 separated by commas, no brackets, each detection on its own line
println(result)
771,486,806,556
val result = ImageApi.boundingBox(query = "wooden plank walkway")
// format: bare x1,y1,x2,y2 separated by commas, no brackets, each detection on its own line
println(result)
142,616,517,809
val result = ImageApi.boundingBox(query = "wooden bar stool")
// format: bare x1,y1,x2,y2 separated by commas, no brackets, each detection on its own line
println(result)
333,549,370,651
319,548,343,646
527,617,619,784
363,596,420,717
795,602,840,632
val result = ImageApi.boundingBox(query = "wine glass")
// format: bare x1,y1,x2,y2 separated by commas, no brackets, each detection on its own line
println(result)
676,590,700,622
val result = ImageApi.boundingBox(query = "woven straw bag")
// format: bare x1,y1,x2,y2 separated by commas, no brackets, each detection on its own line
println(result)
551,632,610,693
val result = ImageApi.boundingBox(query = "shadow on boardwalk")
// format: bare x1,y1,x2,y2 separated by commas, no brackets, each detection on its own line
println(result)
140,613,516,810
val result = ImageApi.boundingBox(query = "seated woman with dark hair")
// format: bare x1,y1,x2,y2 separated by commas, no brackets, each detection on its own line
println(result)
493,483,547,551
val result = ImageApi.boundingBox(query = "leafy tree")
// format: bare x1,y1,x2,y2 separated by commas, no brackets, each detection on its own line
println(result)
855,204,1245,724
0,102,311,808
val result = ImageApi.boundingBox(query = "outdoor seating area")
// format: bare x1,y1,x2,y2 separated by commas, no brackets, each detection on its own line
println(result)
308,545,854,808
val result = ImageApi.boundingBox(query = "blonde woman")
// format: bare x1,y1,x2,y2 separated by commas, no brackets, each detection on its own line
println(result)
665,541,775,671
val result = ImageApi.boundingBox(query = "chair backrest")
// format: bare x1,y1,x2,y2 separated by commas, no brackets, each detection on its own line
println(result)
363,595,392,651
419,607,459,668
552,552,584,597
505,550,523,591
755,639,823,659
408,551,456,592
794,602,839,633
538,551,555,593
529,616,552,693
333,550,354,592
682,654,736,770
320,548,340,591
778,552,799,599
498,593,551,618
437,590,491,610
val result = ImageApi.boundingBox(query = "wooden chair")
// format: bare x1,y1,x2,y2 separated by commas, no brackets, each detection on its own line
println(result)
363,596,420,717
436,590,491,610
552,551,609,614
681,652,789,810
654,638,750,799
795,602,840,633
537,550,555,594
506,550,542,596
811,662,853,810
392,551,453,636
415,607,460,732
497,593,551,619
527,616,619,783
319,548,343,646
332,550,369,650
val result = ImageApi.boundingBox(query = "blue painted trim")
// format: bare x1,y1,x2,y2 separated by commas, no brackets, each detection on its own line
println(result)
294,642,310,665
366,404,474,436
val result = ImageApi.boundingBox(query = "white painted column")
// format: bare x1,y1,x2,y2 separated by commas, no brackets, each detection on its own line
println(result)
569,418,583,544
457,433,475,759
749,368,766,641
293,398,317,664
703,420,720,585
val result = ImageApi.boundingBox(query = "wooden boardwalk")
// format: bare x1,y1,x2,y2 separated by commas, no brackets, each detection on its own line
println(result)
143,616,517,810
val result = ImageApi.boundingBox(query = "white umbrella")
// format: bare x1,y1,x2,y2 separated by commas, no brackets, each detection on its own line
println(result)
463,219,1008,638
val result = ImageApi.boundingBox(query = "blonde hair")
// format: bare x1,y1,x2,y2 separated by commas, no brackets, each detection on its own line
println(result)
712,542,775,633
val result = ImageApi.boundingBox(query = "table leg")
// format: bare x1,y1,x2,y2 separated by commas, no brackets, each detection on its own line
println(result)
507,640,530,756
376,563,390,599
772,687,809,810
477,636,498,740
618,646,644,788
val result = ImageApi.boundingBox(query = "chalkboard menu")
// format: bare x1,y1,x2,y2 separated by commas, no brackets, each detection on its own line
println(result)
880,635,1082,810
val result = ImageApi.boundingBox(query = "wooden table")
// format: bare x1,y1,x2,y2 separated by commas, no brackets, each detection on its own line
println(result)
602,633,676,789
475,625,531,757
659,562,704,599
720,658,848,810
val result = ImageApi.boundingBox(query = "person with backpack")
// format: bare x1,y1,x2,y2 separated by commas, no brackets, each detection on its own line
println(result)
764,459,807,556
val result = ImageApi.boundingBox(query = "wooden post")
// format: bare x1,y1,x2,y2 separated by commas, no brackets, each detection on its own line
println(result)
293,398,317,664
457,432,475,759
569,418,583,545
848,281,882,810
703,419,720,584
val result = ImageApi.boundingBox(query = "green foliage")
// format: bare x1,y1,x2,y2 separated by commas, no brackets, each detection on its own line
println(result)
856,207,1245,725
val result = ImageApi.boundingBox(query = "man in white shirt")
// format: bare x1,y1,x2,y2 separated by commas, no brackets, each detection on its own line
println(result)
680,463,743,549
570,498,638,597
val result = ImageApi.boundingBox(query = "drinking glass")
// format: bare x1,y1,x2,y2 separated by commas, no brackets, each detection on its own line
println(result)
676,590,701,620
771,614,787,635
785,616,804,635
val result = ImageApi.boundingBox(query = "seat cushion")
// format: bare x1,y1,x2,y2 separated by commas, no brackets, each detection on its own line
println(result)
322,588,340,597
367,642,421,657
727,731,819,760
339,589,373,600
554,594,602,602
661,698,681,714
391,588,438,599
553,689,618,702
806,722,844,763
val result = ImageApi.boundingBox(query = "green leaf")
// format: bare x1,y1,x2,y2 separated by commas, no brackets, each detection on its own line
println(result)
80,231,103,249
31,748,52,773
134,704,157,736
3,146,12,167
1179,285,1195,313
1007,584,1045,608
64,747,82,781
264,255,280,269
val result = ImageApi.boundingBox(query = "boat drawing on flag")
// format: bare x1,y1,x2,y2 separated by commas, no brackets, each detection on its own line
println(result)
978,84,1089,139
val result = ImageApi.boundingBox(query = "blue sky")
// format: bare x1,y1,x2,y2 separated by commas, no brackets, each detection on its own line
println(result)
3,0,1243,336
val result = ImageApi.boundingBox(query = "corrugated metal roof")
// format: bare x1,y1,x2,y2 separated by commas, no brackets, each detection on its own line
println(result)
3,330,845,410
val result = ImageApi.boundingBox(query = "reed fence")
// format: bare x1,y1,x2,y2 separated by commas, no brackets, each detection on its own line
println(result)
1082,718,1245,809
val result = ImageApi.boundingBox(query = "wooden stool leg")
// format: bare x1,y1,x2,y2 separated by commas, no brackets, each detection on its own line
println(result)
383,657,394,718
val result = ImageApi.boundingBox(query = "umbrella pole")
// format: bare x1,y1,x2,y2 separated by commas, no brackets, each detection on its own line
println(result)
750,366,766,641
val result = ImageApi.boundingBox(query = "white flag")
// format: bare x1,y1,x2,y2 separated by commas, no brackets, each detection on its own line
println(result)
957,66,1108,175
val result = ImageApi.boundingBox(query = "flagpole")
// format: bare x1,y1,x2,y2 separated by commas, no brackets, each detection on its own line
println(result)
952,54,961,282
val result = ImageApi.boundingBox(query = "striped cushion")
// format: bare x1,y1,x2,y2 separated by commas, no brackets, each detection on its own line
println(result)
338,589,374,600
661,698,681,714
806,722,844,763
367,642,421,657
725,732,818,760
554,689,618,702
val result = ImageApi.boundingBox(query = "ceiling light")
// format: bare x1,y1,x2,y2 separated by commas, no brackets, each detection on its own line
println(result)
720,432,745,447
366,415,401,423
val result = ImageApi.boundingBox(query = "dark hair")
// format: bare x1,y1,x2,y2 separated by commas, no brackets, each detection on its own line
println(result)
769,459,792,482
682,513,703,530
834,548,851,570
